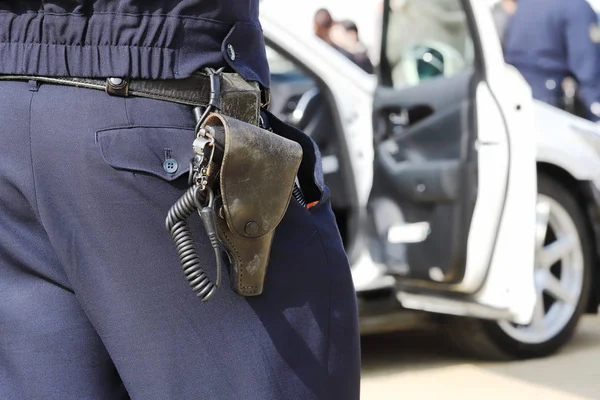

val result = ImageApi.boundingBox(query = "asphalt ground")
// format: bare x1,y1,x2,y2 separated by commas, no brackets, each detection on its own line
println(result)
361,316,600,399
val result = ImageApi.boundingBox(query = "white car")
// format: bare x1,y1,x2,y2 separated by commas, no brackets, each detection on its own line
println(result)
261,0,600,359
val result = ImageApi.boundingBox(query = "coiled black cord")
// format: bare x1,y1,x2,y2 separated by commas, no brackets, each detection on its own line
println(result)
164,69,227,302
165,186,222,301
292,183,307,207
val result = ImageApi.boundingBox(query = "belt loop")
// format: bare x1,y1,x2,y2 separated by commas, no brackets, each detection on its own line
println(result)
28,79,40,92
105,77,130,97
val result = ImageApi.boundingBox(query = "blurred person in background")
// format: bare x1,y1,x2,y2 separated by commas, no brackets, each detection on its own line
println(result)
491,0,517,47
313,8,335,44
314,8,352,55
314,9,374,73
336,20,375,74
504,0,600,122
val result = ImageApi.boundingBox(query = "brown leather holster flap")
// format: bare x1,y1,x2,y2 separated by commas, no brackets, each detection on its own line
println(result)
200,113,303,296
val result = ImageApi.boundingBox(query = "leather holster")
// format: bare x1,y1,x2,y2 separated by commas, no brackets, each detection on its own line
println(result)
200,113,303,296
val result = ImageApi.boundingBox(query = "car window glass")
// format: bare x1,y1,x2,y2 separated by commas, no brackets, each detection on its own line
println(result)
265,45,318,126
385,0,475,88
266,45,303,76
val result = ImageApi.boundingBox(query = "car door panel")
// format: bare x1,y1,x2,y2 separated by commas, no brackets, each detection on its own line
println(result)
374,69,471,115
378,157,461,203
370,69,478,284
369,0,536,324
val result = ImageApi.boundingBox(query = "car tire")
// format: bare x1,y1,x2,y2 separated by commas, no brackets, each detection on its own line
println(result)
443,174,593,360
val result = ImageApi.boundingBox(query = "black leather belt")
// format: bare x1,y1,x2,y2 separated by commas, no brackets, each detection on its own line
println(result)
0,72,268,126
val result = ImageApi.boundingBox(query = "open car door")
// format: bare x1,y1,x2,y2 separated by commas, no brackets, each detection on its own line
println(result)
370,0,537,324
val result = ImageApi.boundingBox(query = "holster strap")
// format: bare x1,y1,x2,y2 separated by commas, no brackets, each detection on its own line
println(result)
201,113,303,296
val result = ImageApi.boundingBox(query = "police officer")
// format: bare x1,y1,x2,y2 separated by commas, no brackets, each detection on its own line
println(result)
0,2,360,399
491,0,518,47
504,0,600,122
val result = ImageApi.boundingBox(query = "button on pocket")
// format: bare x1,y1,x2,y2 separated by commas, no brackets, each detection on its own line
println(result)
163,158,179,174
96,126,194,182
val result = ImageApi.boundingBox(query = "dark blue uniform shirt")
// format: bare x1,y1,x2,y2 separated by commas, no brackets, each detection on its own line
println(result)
504,0,600,121
0,1,270,88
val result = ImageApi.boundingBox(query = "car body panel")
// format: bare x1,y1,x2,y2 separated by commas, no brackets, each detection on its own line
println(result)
534,101,600,188
260,0,599,324
466,1,537,323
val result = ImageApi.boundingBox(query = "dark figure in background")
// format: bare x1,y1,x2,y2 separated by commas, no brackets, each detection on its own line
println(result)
0,1,360,399
504,0,600,122
491,0,518,47
338,20,375,74
313,8,367,71
314,8,343,48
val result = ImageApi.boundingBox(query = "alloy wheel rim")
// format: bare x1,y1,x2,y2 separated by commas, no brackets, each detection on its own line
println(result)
497,194,585,344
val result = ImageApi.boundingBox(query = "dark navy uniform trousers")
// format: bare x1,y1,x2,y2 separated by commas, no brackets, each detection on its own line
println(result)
0,80,361,399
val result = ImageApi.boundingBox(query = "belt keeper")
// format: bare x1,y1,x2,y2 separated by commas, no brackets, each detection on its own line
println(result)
208,72,221,110
105,77,130,97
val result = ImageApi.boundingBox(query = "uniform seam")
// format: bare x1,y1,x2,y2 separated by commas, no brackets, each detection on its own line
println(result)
124,98,131,125
95,125,194,139
314,227,333,399
27,91,42,219
25,87,76,295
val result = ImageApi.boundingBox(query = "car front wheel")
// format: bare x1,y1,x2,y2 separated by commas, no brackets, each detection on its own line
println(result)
446,174,593,359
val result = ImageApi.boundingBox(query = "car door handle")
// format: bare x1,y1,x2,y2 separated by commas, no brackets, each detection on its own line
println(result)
388,109,410,135
389,109,410,126
386,104,434,130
